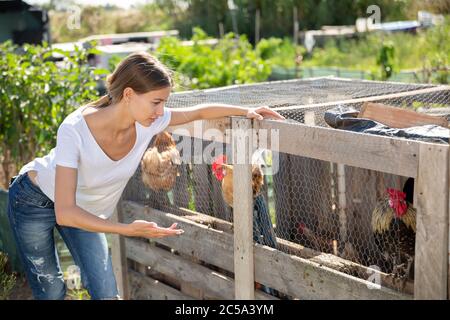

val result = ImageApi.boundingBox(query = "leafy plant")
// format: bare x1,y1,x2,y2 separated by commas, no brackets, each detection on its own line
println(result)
66,288,91,300
376,41,396,80
0,41,106,186
155,28,272,90
0,252,16,300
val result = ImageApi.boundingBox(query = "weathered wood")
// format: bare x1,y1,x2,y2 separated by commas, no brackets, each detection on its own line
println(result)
121,201,410,299
167,118,232,143
253,242,409,300
125,238,277,300
276,237,414,296
359,102,448,128
231,117,255,299
122,202,234,271
110,205,129,300
337,163,348,243
178,207,234,233
415,143,449,299
255,120,420,178
129,270,193,300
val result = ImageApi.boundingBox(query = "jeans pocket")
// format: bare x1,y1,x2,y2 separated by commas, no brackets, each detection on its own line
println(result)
13,176,54,209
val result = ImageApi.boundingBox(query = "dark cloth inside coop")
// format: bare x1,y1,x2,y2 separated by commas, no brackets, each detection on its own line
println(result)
324,105,449,144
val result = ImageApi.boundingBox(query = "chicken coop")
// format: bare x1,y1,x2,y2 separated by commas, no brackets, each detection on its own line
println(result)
111,77,450,300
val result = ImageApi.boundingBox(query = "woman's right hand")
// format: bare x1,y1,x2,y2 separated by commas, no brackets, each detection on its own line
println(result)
125,220,184,238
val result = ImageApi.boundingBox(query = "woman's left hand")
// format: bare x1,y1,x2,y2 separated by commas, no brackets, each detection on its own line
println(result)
246,106,286,121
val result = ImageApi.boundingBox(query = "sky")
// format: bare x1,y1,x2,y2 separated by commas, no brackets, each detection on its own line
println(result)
26,0,151,9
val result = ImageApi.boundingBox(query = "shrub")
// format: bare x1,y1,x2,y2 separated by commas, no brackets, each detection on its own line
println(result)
0,41,106,186
0,252,16,300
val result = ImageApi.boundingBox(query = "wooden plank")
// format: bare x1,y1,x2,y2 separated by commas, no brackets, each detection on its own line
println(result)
121,201,410,299
129,270,193,300
276,238,414,296
231,117,255,299
167,118,231,143
415,143,449,299
122,202,235,271
110,205,129,300
125,238,277,300
273,86,450,112
178,207,234,233
253,242,409,300
358,102,448,128
255,120,420,178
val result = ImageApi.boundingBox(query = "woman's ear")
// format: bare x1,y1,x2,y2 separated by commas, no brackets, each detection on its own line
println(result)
123,87,134,102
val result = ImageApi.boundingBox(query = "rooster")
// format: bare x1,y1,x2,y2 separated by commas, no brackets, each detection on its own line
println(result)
371,178,416,282
211,155,276,248
212,154,277,295
141,131,181,192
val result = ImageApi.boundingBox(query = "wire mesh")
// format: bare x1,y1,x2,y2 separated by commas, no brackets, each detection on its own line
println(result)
122,77,450,298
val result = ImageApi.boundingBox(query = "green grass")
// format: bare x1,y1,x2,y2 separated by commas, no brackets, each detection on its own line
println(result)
264,18,449,81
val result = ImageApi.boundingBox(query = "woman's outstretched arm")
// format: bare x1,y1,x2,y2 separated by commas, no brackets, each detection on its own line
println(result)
54,165,183,238
169,103,285,126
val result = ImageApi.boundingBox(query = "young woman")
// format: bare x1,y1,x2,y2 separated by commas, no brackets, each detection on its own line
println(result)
7,51,285,300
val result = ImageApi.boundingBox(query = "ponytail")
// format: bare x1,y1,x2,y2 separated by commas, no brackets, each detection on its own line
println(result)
88,93,113,109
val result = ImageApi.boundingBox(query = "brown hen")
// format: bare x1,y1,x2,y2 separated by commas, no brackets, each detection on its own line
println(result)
141,131,181,192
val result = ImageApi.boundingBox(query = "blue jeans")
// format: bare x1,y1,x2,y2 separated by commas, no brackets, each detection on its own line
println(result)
7,172,119,300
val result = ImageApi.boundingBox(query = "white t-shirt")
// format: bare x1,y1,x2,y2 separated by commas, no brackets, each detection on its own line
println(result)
18,105,172,219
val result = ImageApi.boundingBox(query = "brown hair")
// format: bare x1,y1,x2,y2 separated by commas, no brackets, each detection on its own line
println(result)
89,51,173,108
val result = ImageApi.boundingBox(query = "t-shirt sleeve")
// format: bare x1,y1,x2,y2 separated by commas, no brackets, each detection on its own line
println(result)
151,107,172,134
54,123,80,168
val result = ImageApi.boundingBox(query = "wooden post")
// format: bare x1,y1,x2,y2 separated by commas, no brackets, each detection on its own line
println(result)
415,143,449,299
110,203,130,300
231,117,255,299
448,145,450,300
337,164,347,243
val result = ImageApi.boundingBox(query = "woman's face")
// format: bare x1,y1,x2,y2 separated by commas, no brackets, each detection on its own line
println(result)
126,86,171,127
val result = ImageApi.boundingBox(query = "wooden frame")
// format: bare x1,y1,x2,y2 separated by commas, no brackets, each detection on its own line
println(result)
112,85,449,300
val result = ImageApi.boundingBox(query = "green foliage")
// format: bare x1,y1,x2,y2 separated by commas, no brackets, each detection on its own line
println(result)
297,17,449,83
49,4,173,43
376,42,396,80
107,54,124,73
155,28,271,90
0,252,16,300
256,38,283,60
0,41,103,183
66,288,91,300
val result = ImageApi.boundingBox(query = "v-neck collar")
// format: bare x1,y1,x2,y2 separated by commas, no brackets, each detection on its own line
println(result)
79,105,139,163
